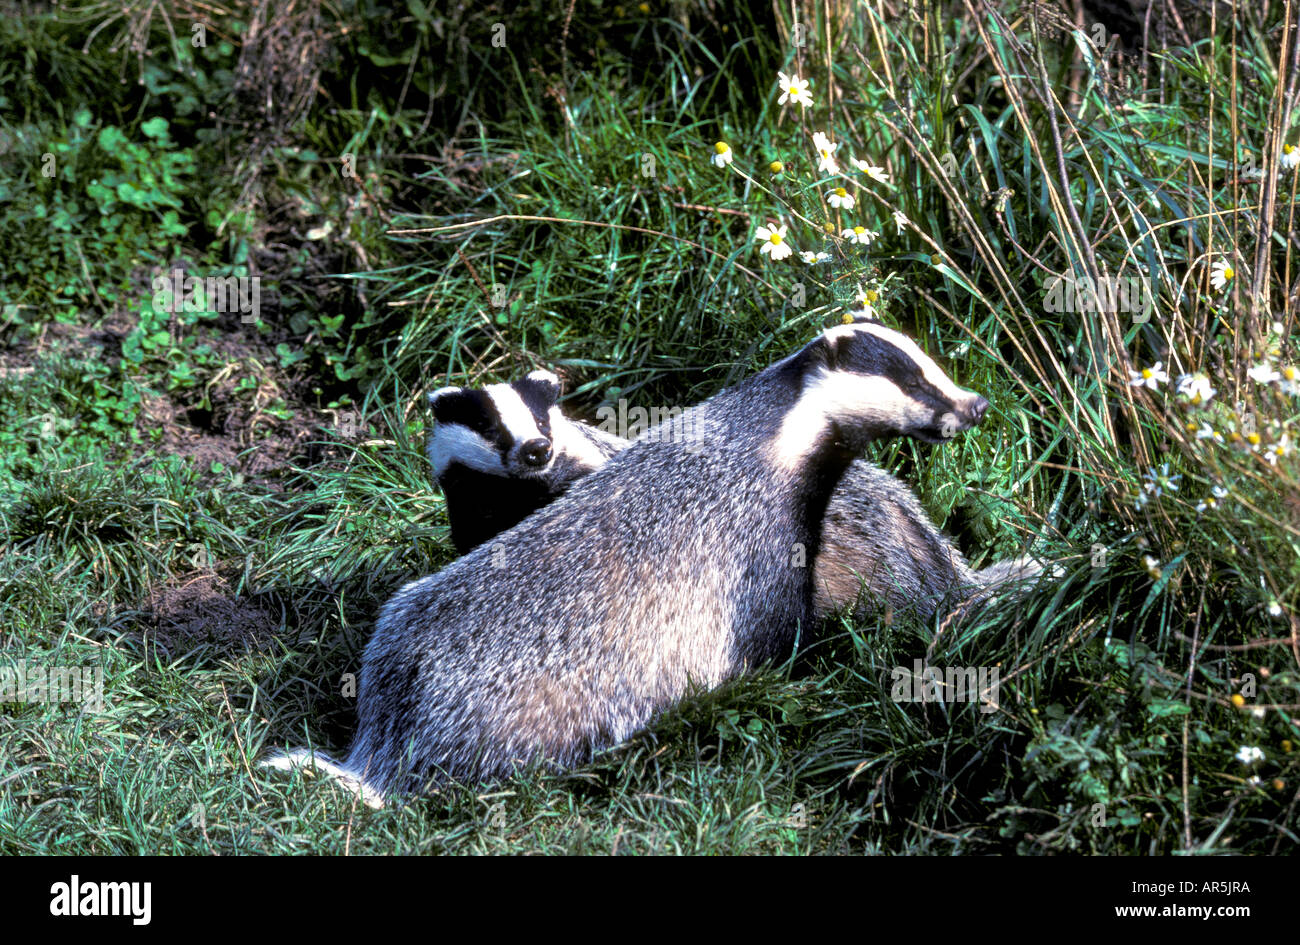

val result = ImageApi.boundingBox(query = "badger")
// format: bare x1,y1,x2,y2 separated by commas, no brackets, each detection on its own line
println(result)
267,319,994,802
426,377,1044,623
426,369,625,554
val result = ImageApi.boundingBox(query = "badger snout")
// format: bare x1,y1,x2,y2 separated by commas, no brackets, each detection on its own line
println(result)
518,438,553,468
932,394,988,441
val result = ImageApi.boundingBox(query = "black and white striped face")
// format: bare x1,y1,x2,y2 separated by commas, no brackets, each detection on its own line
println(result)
777,318,988,461
428,370,561,479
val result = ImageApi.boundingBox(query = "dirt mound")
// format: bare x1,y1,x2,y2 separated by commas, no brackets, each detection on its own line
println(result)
142,567,282,652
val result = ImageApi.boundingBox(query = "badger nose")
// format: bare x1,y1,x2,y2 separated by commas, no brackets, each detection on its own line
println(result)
519,438,552,467
966,396,989,425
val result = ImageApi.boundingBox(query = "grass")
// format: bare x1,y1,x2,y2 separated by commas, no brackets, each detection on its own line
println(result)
1,0,1297,855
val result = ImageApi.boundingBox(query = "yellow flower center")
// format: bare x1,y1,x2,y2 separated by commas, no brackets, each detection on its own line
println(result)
714,142,729,154
638,2,650,13
864,290,878,303
841,313,855,325
768,232,782,245
1284,365,1297,381
853,226,865,235
1141,368,1153,379
1223,265,1234,279
1286,145,1295,155
1186,421,1197,432
1247,432,1261,445
834,188,847,198
769,161,783,173
1231,694,1246,708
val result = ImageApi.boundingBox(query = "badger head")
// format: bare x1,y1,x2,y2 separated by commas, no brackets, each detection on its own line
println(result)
427,369,561,479
779,317,988,457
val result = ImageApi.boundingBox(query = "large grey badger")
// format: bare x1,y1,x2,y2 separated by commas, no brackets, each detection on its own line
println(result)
425,368,1044,624
267,318,1003,804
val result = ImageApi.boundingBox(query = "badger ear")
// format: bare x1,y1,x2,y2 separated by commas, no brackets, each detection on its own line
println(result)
427,385,465,420
523,369,561,404
814,324,855,370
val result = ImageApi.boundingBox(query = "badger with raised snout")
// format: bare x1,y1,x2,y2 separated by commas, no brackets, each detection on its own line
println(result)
425,365,1043,624
267,318,1010,801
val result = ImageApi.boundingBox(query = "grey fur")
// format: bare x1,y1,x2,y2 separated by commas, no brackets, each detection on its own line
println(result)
268,321,1003,798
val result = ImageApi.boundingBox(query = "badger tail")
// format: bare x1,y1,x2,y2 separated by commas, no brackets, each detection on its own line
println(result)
976,555,1046,589
261,748,386,810
942,554,1065,625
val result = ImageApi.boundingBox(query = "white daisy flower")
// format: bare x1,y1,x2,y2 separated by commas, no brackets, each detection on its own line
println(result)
1251,706,1267,720
776,72,813,108
1263,434,1292,465
1193,422,1222,442
1143,555,1162,579
849,156,888,179
1129,361,1170,390
1175,372,1216,404
848,155,891,183
711,141,733,168
1235,745,1265,766
827,186,855,210
799,250,831,264
1282,144,1300,170
1268,600,1284,618
1196,485,1229,513
755,222,794,261
1278,364,1300,395
892,209,908,234
1248,361,1281,384
853,286,880,307
1142,463,1181,497
1210,258,1234,291
812,131,839,175
841,225,878,246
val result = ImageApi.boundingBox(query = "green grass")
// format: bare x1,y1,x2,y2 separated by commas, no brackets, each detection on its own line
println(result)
1,0,1298,855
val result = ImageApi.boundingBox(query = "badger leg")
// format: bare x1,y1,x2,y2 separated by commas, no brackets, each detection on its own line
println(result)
262,748,387,810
